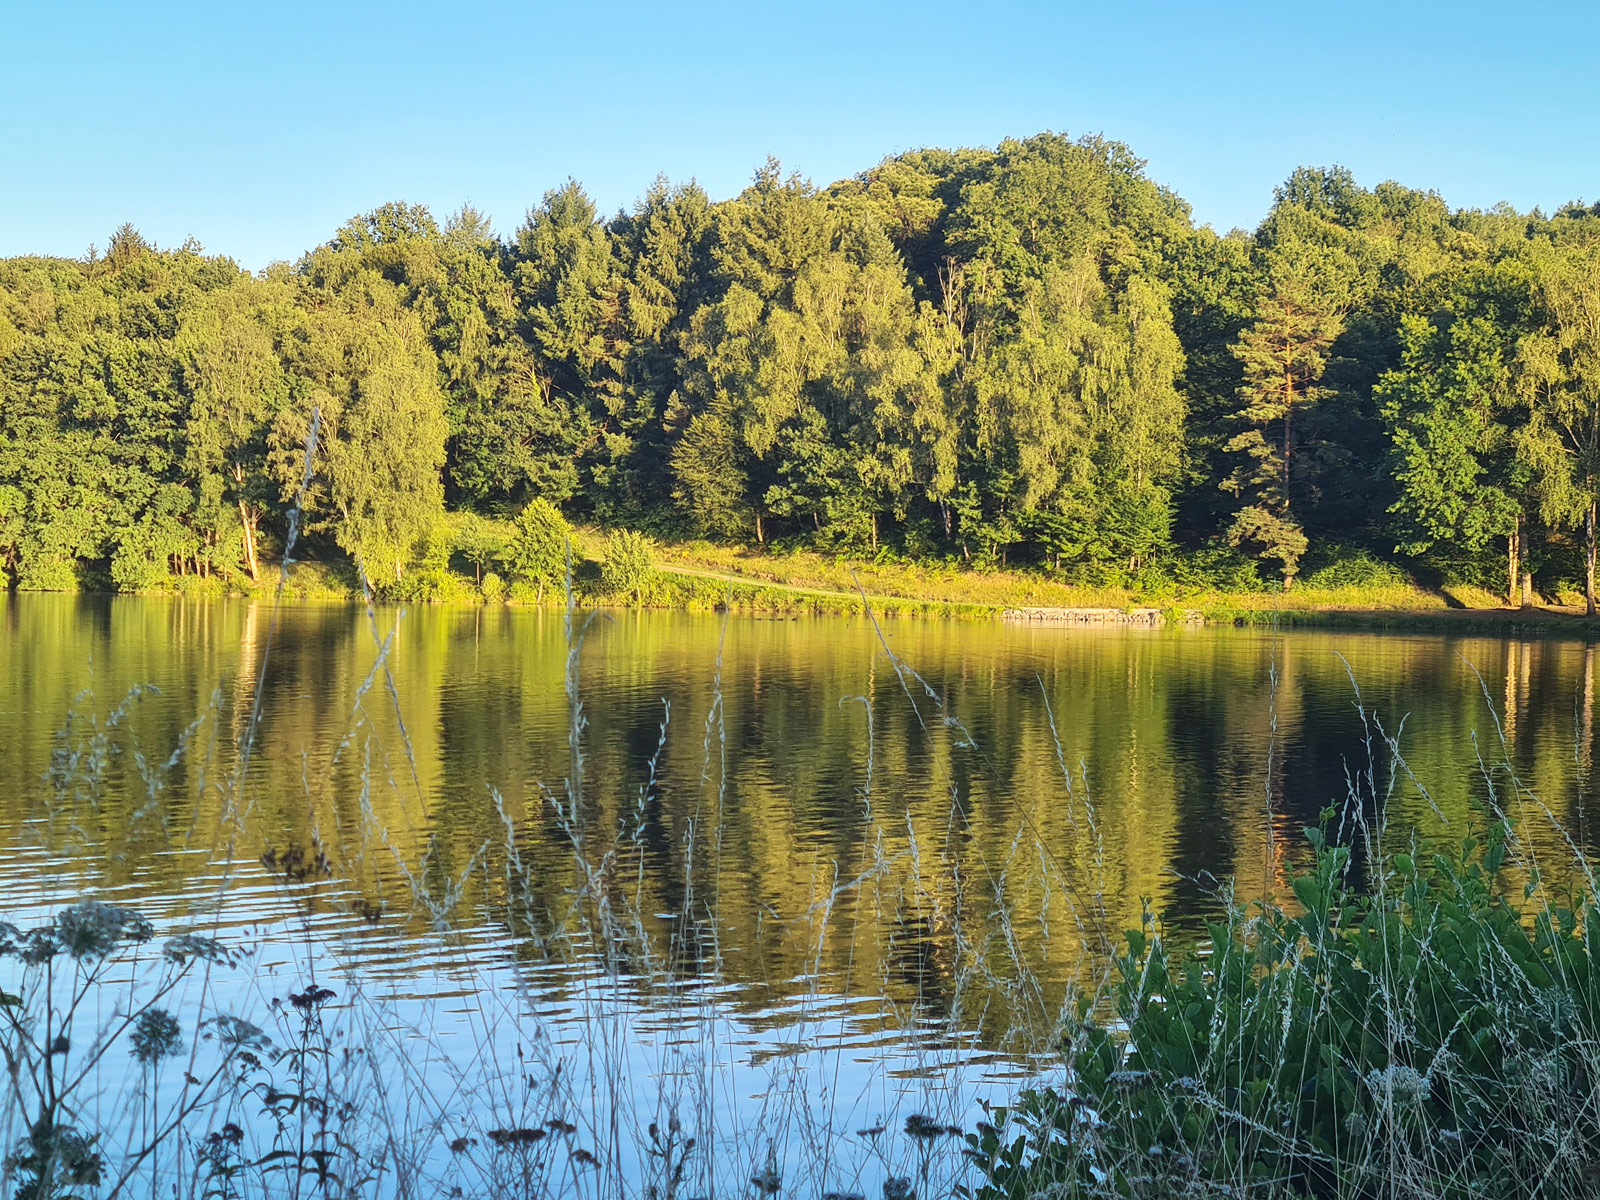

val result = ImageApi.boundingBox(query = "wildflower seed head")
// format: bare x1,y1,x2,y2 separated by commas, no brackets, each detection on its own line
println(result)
55,901,153,960
130,1008,182,1064
1366,1064,1430,1107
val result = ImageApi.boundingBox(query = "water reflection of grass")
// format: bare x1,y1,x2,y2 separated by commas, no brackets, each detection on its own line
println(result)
2,556,1597,1198
0,580,1031,1200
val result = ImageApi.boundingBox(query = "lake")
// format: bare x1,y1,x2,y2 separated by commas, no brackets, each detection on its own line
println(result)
1,595,1596,1196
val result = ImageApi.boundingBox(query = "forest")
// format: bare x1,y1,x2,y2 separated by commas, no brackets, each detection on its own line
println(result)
2,131,1599,606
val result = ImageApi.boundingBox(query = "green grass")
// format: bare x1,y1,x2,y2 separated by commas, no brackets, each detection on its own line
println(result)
634,536,1600,632
40,520,1600,636
966,822,1600,1200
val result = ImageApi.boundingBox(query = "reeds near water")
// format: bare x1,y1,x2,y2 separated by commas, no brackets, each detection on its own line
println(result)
0,419,1594,1199
0,573,1035,1200
4,573,1597,1200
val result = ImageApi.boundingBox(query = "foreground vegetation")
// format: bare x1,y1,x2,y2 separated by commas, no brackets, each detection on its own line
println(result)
10,819,1594,1200
8,132,1600,609
3,563,1597,1197
969,821,1600,1198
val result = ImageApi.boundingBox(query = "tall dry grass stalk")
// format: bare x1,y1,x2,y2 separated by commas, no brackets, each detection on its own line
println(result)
0,424,1592,1200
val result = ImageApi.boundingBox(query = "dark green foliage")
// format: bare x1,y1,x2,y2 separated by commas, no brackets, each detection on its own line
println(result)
1,143,1597,595
963,823,1600,1199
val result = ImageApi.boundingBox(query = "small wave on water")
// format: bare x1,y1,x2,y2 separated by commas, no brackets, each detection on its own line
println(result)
0,831,1050,1199
7,599,1600,1198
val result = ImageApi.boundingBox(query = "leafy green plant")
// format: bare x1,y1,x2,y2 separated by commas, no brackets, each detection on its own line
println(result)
500,499,571,601
964,819,1600,1199
598,529,654,601
1299,544,1409,590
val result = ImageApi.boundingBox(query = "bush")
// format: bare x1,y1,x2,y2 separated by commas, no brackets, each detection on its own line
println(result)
110,544,172,593
965,820,1600,1200
15,551,82,592
384,521,457,600
110,526,179,593
1299,544,1409,590
388,568,476,603
480,570,506,603
598,530,654,600
506,578,544,604
1129,546,1264,595
448,511,510,585
500,499,571,601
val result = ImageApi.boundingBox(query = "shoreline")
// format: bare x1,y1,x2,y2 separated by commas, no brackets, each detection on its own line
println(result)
8,528,1598,635
8,580,1600,637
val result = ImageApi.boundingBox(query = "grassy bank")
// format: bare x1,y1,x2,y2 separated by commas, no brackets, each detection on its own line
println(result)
630,536,1600,634
20,525,1600,637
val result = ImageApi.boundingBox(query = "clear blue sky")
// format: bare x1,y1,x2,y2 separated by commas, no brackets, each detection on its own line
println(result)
3,0,1595,269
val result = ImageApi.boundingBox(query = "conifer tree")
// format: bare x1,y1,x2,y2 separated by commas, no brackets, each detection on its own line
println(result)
1223,254,1344,588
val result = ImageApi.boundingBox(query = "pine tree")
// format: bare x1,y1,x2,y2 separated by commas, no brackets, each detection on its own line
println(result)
1223,254,1344,588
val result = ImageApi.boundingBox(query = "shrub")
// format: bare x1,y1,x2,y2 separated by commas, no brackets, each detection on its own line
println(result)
1299,544,1409,590
500,499,570,601
388,568,477,603
449,511,510,585
15,551,82,593
110,537,174,593
964,820,1600,1200
599,530,654,601
480,570,506,603
385,520,457,600
1135,546,1263,594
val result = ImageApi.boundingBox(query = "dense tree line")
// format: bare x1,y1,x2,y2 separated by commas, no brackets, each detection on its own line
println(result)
4,132,1600,604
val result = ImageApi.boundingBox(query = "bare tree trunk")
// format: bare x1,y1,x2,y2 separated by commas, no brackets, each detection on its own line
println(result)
754,512,764,545
1520,518,1533,607
1282,378,1295,596
1587,500,1597,617
1508,524,1519,606
239,504,261,580
234,462,260,581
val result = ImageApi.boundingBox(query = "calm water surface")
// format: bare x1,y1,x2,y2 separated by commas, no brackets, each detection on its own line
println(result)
1,596,1596,1187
